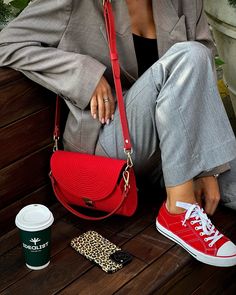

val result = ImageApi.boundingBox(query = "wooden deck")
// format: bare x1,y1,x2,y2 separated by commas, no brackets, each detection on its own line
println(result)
1,200,236,295
1,68,236,295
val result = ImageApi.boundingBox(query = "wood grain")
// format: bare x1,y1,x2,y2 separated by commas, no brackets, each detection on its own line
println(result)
0,217,81,293
0,68,53,127
0,107,54,169
0,145,52,210
0,184,55,236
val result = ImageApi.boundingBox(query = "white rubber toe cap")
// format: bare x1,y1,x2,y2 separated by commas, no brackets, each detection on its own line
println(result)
217,241,236,257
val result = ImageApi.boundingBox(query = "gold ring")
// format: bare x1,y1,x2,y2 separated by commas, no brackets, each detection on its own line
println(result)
103,98,109,103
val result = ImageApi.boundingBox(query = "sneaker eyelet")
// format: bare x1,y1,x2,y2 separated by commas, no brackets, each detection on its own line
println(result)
199,232,204,236
204,238,208,242
209,243,213,248
195,227,199,231
190,221,194,225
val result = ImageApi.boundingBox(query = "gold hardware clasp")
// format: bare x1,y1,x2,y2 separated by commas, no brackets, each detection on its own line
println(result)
123,169,130,193
83,198,95,208
122,149,134,193
124,149,133,168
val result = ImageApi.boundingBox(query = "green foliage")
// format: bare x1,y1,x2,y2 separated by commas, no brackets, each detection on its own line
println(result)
10,0,30,10
228,0,236,8
215,56,225,67
0,0,30,28
0,0,12,25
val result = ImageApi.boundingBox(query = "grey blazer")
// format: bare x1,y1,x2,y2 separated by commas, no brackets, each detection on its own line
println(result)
0,0,219,156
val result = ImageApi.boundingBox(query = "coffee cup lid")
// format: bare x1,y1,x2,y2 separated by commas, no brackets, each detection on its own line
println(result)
15,204,54,232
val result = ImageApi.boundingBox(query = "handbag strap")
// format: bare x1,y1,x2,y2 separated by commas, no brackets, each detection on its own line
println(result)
53,0,133,158
50,172,129,221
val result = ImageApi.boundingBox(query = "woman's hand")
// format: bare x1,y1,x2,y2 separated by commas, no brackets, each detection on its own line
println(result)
90,76,115,124
194,176,221,215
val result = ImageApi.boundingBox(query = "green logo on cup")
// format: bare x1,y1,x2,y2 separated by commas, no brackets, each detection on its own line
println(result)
15,204,54,270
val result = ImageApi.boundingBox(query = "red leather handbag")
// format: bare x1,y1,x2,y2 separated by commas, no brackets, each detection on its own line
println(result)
49,0,138,220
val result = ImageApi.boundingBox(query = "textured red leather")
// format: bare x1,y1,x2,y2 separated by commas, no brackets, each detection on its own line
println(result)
50,151,138,220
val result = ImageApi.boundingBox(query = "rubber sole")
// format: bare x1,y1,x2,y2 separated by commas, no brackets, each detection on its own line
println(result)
156,220,236,267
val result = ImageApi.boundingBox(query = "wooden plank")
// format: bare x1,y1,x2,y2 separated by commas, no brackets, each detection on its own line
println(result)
0,68,53,127
0,145,52,210
0,107,54,169
1,204,154,294
0,67,22,85
60,257,146,295
53,212,156,294
115,245,191,295
0,203,69,257
191,267,236,295
157,261,216,295
0,217,81,293
122,225,174,264
0,80,53,128
0,247,93,295
59,225,174,295
0,184,55,236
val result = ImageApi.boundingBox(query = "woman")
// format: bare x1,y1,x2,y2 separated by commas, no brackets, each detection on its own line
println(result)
0,0,236,267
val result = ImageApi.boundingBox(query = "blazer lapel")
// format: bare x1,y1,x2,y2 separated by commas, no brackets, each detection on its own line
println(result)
100,0,188,80
100,0,138,82
153,0,187,57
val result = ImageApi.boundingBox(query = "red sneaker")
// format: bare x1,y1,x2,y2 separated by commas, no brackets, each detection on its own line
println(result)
156,201,236,267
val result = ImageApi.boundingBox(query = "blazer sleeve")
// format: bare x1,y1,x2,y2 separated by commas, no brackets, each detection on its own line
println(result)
195,0,216,56
0,0,106,109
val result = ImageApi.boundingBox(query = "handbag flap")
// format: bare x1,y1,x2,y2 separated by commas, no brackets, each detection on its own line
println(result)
50,151,126,201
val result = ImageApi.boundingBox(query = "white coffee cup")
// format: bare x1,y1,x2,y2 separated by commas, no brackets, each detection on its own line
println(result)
15,204,54,270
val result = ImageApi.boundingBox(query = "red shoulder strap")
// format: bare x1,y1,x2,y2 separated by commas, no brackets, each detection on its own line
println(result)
53,0,133,153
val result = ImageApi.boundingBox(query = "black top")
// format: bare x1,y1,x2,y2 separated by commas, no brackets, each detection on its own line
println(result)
132,34,158,77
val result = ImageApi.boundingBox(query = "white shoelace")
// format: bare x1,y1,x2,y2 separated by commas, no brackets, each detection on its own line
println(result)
176,201,223,247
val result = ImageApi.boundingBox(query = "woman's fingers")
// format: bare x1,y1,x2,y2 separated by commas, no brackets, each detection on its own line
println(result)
195,189,203,207
103,96,111,124
204,177,220,215
107,87,115,121
90,96,98,119
90,76,115,124
204,190,220,215
195,176,220,216
97,94,105,124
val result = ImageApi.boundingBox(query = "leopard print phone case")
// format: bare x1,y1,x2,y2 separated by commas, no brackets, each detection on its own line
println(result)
71,231,131,273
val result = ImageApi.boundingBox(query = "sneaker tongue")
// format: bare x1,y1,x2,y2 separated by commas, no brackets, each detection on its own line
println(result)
176,201,197,211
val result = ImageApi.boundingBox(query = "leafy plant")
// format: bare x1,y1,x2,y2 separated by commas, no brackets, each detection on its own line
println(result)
0,0,12,25
0,0,30,29
228,0,236,8
10,0,30,11
215,56,225,67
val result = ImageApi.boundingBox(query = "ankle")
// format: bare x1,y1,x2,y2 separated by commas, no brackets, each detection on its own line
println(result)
166,197,197,214
166,201,185,214
166,180,196,214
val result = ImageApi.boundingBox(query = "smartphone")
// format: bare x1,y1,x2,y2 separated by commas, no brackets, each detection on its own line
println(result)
71,230,133,273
